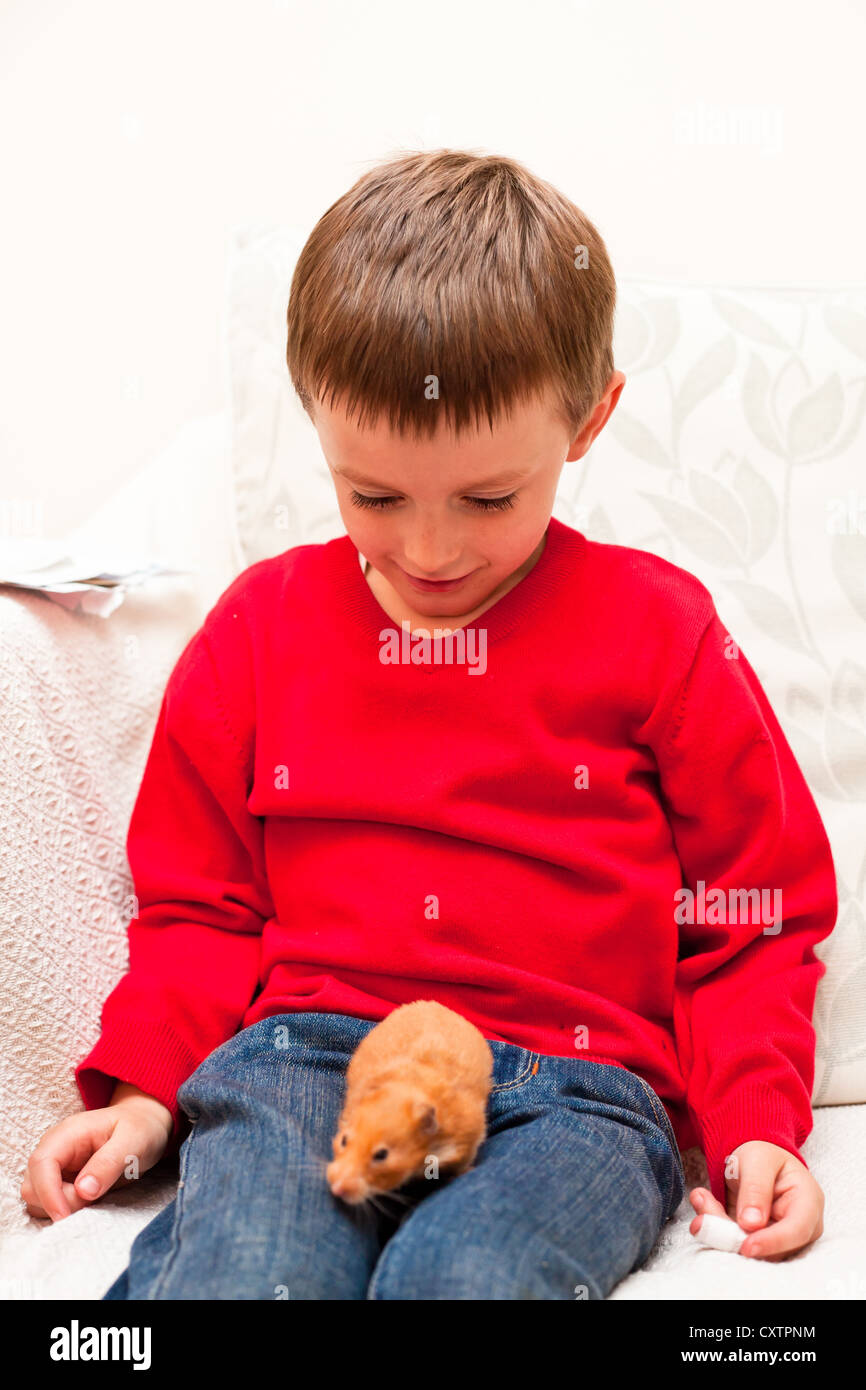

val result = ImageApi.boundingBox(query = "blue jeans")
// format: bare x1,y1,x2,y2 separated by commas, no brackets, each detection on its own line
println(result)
103,1011,684,1300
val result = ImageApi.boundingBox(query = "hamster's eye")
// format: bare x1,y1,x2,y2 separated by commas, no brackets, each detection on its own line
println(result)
372,1147,389,1162
340,1134,347,1148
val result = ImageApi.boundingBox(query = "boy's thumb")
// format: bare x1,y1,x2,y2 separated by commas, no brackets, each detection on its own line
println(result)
75,1144,129,1200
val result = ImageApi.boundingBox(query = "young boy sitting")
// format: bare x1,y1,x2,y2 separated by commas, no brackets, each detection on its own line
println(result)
22,148,834,1300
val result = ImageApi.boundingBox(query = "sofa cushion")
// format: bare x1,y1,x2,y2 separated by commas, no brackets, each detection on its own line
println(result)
0,408,235,1236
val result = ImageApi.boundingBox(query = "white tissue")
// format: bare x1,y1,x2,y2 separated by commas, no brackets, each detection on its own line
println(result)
693,1213,749,1253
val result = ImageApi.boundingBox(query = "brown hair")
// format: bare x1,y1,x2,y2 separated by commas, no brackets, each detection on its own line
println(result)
286,148,616,441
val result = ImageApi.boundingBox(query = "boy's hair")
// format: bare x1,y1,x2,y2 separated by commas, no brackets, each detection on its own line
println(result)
286,148,616,441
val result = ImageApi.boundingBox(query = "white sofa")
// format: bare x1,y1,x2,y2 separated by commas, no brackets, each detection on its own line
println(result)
2,239,865,1299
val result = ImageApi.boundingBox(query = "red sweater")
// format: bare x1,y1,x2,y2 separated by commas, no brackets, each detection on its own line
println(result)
76,516,837,1202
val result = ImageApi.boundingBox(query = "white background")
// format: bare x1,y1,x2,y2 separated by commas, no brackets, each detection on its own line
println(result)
1,0,864,535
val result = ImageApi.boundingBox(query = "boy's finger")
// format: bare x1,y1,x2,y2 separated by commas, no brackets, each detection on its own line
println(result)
740,1200,817,1259
26,1111,118,1222
28,1154,71,1222
734,1149,781,1231
20,1174,48,1219
29,1150,76,1228
688,1185,727,1235
73,1132,137,1203
690,1185,726,1213
21,1177,91,1222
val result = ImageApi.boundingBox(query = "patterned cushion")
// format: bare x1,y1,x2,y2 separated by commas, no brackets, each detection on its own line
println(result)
0,582,204,1234
0,414,236,1236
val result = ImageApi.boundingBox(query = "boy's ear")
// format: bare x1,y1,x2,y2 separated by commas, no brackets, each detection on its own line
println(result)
566,370,627,462
414,1102,438,1134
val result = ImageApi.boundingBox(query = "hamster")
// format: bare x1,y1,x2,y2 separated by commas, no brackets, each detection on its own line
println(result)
326,999,494,1206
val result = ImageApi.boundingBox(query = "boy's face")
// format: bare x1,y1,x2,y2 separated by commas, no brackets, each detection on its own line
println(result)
311,373,624,623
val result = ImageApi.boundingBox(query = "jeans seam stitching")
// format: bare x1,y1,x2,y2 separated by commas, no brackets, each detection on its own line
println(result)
633,1076,685,1210
148,1118,197,1299
489,1051,537,1093
367,1241,391,1300
635,1076,672,1139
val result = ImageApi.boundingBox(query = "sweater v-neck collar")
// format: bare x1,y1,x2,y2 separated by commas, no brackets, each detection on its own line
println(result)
333,514,583,643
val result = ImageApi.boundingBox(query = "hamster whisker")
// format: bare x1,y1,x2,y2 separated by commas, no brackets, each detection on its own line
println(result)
377,1188,412,1208
364,1193,390,1218
343,1197,388,1233
363,1190,411,1221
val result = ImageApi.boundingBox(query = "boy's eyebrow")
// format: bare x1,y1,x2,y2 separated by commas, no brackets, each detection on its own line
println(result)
333,466,531,490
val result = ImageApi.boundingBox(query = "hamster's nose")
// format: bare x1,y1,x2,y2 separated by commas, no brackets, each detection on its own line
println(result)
328,1171,365,1204
326,1166,351,1197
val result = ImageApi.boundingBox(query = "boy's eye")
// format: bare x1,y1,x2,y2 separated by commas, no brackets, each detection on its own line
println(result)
349,490,517,512
372,1146,389,1162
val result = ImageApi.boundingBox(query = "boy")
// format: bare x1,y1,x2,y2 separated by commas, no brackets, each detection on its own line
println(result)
22,149,834,1299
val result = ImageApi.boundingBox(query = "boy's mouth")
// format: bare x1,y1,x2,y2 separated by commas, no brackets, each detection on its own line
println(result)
399,565,477,593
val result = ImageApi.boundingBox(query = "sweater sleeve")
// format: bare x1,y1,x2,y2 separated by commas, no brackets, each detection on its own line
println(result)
75,617,273,1147
654,610,838,1203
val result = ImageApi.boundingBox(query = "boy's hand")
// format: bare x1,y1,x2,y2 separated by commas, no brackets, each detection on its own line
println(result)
20,1084,173,1223
689,1140,824,1260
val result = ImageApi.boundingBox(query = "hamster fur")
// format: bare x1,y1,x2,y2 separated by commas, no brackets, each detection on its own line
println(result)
326,999,494,1205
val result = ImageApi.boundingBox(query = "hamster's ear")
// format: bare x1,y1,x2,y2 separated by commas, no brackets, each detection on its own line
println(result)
415,1102,438,1135
353,1082,383,1106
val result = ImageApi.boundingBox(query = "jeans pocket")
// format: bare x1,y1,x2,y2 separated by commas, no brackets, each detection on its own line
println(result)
489,1047,538,1092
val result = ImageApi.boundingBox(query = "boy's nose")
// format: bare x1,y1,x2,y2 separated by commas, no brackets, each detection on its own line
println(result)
401,539,465,578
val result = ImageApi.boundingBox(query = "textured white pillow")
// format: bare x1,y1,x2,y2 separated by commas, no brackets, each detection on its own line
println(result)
0,414,238,1237
0,582,202,1235
226,224,866,1108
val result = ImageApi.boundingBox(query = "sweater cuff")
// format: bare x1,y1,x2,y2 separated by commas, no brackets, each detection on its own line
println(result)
697,1081,812,1203
75,1019,201,1147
